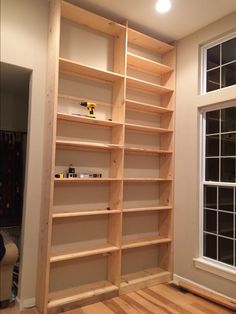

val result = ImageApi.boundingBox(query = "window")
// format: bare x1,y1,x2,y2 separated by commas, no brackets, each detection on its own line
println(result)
201,104,236,269
202,34,236,93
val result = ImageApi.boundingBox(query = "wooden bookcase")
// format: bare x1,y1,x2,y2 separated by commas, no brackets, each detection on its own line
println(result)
37,1,175,313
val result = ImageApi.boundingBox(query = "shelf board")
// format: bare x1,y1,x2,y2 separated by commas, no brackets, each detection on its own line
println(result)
57,113,122,128
52,209,121,218
125,146,172,156
125,123,173,134
126,99,173,114
123,178,172,182
54,178,121,184
61,1,125,36
58,94,112,107
50,243,119,263
56,140,123,152
48,280,118,309
120,267,171,294
127,76,173,95
59,58,124,83
123,206,172,213
127,52,173,75
122,236,171,250
128,28,174,54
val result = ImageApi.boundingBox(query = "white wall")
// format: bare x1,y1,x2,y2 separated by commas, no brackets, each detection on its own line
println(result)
1,0,49,306
175,12,236,299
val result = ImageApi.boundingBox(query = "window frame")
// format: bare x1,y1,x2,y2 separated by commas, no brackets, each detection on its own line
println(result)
201,32,236,94
199,101,236,272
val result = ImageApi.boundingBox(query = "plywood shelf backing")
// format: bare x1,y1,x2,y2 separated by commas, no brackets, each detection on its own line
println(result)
38,1,175,312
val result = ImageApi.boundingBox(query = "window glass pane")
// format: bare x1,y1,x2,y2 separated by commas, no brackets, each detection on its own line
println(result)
219,237,234,266
204,233,217,259
207,45,220,70
221,158,236,182
218,212,234,238
221,133,236,157
207,68,220,92
206,135,219,156
206,158,219,181
222,62,236,88
219,187,234,212
204,209,217,233
221,107,236,132
222,37,236,64
204,185,217,209
206,110,220,134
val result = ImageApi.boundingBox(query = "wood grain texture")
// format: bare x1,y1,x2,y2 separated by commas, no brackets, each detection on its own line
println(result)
2,283,234,314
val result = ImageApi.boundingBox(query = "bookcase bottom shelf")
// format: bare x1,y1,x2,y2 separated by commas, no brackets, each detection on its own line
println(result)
120,267,172,295
48,280,118,312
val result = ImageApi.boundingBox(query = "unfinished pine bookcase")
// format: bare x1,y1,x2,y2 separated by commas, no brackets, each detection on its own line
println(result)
37,1,175,313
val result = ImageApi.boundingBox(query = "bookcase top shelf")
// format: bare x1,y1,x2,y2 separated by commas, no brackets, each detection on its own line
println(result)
128,28,174,54
61,1,125,36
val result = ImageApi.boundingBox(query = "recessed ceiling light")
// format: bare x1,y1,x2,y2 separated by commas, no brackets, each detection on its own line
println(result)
155,0,172,13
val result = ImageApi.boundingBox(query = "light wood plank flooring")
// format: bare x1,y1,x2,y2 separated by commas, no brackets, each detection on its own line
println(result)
1,283,235,314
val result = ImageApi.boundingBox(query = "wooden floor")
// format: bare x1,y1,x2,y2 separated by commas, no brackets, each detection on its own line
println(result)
1,283,235,314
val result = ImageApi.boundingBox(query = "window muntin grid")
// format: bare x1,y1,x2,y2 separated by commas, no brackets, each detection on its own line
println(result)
202,34,236,93
202,106,236,268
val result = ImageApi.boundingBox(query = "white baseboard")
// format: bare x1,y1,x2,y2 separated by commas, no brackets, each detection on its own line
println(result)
16,296,36,310
173,273,234,301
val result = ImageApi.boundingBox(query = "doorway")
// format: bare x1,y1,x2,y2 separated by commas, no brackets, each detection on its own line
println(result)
0,62,31,308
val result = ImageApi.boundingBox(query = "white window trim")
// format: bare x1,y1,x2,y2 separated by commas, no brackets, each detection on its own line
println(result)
197,101,236,281
201,32,236,94
194,258,236,282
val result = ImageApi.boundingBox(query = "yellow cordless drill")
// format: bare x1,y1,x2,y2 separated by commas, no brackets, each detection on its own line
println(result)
80,101,96,118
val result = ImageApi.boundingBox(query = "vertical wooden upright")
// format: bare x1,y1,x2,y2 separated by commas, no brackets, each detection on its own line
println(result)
36,0,61,313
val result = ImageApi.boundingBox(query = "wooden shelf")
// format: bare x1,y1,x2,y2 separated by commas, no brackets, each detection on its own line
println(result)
127,52,173,75
56,140,123,152
120,267,171,294
54,178,121,184
58,94,112,108
123,206,172,213
126,99,173,114
61,1,125,36
126,76,173,95
48,280,118,309
125,123,173,134
52,209,121,218
50,243,119,263
121,236,171,250
123,178,172,182
59,58,124,83
57,113,122,128
125,146,172,156
128,28,174,54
